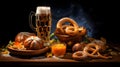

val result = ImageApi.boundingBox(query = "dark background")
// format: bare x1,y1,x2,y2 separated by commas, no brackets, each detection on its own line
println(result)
0,0,120,46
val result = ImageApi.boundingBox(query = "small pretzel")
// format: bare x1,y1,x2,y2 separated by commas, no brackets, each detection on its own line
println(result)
78,27,87,36
65,26,77,36
72,51,87,60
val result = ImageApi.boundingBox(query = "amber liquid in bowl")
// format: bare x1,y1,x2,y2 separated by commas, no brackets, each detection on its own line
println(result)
51,43,66,57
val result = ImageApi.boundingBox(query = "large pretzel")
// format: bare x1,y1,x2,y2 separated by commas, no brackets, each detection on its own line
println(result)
83,43,112,59
56,17,79,36
72,42,112,60
83,43,100,56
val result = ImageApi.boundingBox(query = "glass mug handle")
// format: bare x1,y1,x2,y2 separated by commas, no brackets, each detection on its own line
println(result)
29,11,36,32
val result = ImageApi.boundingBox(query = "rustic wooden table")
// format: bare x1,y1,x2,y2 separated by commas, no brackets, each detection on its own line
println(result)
0,43,120,66
0,52,120,66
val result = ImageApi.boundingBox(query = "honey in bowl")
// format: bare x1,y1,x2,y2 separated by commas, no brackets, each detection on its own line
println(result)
51,43,66,57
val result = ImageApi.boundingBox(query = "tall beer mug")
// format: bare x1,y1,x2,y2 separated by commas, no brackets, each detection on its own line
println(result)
29,6,52,46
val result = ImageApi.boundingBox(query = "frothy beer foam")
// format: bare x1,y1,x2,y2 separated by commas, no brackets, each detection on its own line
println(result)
36,6,50,15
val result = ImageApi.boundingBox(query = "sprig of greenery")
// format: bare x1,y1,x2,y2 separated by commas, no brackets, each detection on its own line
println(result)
6,40,14,48
0,40,14,52
50,33,55,38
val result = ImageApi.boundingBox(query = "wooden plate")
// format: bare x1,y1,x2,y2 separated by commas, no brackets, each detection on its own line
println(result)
7,47,49,57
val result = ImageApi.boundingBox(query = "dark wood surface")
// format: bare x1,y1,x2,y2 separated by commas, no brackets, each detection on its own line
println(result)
0,43,120,66
0,52,120,66
0,53,120,62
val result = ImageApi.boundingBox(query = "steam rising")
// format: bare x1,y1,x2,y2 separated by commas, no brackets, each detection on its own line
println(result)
51,4,95,37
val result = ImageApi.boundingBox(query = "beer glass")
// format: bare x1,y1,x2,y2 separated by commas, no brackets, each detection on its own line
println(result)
29,6,52,46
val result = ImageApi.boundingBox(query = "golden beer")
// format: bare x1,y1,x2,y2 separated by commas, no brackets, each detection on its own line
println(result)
29,6,52,46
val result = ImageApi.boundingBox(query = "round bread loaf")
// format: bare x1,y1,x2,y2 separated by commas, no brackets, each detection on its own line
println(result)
23,36,44,50
15,32,36,43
